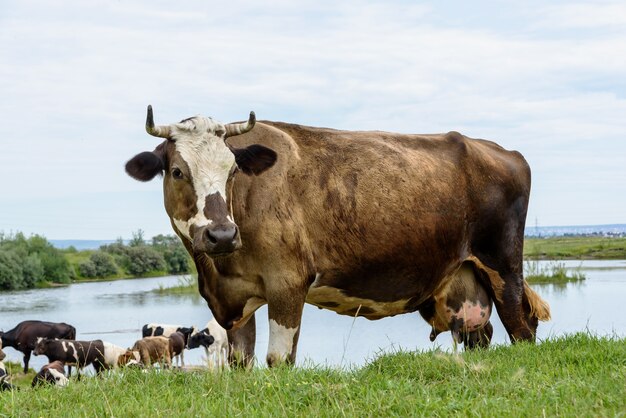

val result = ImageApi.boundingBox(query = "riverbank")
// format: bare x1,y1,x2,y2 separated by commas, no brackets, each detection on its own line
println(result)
1,333,623,416
523,236,626,259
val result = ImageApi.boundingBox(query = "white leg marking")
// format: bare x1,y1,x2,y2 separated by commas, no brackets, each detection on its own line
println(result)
267,319,298,364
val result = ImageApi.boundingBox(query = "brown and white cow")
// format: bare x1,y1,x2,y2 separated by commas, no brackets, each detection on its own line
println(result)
125,106,550,367
0,320,76,373
131,336,172,368
32,361,68,388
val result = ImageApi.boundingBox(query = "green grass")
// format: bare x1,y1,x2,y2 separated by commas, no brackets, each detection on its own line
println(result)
154,275,197,295
2,333,624,416
524,236,626,259
524,260,586,284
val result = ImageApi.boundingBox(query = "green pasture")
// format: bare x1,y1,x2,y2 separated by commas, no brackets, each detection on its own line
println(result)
1,333,624,417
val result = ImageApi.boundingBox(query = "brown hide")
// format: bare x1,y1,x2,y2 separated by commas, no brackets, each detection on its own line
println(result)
190,123,538,330
129,115,549,365
132,336,172,367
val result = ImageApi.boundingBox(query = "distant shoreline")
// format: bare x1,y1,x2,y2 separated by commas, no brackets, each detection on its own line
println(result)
49,224,626,250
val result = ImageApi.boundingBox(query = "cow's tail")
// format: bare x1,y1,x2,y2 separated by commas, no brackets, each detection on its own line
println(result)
523,281,551,321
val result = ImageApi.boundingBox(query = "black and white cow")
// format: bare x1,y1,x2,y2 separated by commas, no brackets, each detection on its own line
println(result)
142,323,196,346
32,361,68,388
188,319,228,369
33,338,107,377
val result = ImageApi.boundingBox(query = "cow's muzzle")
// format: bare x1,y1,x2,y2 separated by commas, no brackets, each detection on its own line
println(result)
194,223,241,256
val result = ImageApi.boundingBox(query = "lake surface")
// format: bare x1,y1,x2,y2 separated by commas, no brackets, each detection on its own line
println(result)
1,260,625,371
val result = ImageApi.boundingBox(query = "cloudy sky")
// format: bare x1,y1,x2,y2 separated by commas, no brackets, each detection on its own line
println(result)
1,1,625,240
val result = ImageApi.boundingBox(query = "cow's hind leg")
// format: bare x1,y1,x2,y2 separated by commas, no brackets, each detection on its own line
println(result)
227,314,256,369
470,255,536,343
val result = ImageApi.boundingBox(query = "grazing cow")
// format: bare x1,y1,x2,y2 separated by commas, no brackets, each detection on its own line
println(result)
0,320,76,373
188,319,228,369
142,324,196,346
100,341,139,370
32,361,68,388
34,338,107,376
125,106,551,367
131,336,172,368
168,332,186,367
117,350,141,368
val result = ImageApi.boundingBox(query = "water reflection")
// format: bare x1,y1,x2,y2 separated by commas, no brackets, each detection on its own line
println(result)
1,260,625,370
534,279,586,296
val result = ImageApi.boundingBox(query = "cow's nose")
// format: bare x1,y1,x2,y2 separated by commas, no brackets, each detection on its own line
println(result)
204,225,239,253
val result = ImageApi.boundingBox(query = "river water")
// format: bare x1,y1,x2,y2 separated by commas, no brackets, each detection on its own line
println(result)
1,260,624,371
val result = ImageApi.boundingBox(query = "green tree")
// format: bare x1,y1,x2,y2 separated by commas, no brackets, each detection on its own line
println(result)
0,250,24,290
126,246,166,276
129,229,145,247
164,245,190,274
39,251,73,283
0,232,73,286
78,260,98,278
90,252,118,277
22,253,44,287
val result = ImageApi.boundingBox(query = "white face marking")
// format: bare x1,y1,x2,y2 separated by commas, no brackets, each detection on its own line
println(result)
49,369,68,387
170,117,235,240
267,319,298,364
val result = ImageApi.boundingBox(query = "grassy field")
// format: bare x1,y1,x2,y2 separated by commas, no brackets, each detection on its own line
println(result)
1,333,624,416
524,236,626,259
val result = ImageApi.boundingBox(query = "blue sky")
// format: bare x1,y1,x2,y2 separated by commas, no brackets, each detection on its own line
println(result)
1,1,625,239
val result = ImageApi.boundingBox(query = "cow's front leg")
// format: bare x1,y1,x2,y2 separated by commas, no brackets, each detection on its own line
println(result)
266,288,306,367
227,313,256,369
23,350,31,374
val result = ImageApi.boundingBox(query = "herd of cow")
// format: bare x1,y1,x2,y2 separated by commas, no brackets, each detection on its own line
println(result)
0,319,228,390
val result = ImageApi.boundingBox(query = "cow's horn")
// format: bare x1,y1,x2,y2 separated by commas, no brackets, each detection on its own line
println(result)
224,111,256,138
145,105,171,138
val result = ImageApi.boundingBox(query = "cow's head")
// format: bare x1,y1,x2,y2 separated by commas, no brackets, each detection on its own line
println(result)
187,331,215,349
125,105,277,256
33,337,47,355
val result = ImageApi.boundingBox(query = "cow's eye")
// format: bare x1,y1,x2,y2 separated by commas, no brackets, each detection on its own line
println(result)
172,168,184,179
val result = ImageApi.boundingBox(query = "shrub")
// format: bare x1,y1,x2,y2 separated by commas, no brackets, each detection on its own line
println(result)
126,246,166,276
22,253,45,287
78,260,98,278
164,245,191,274
90,252,119,277
0,250,24,290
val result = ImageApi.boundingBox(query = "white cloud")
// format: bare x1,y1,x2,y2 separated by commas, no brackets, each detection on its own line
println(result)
0,0,625,237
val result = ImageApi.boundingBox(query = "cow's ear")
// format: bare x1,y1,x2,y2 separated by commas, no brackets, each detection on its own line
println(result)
125,143,166,182
231,144,277,175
